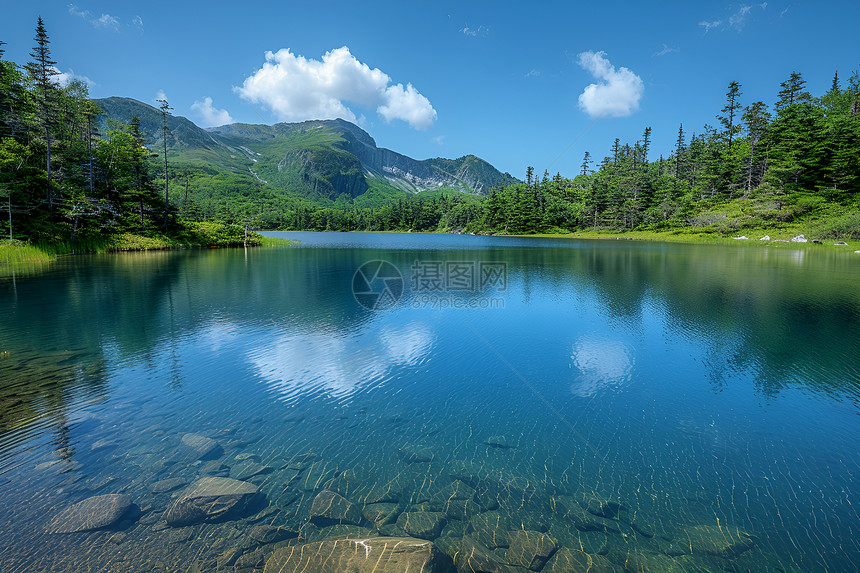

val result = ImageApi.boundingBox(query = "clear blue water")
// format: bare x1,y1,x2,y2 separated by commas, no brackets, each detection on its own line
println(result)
0,232,858,572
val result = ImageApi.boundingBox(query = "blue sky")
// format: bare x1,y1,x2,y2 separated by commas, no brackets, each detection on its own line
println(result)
1,1,858,178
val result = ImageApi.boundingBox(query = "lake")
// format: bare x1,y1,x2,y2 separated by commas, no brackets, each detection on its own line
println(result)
0,231,858,572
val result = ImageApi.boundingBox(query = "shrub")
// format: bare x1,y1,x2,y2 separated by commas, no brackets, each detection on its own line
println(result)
811,211,860,240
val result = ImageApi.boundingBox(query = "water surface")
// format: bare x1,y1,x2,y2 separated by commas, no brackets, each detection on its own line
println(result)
0,232,858,572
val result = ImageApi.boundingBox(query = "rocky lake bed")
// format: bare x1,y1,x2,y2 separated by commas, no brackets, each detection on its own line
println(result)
1,420,797,573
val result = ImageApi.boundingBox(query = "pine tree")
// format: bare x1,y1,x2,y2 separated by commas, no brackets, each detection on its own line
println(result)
719,81,743,150
742,101,771,195
830,71,840,95
674,124,686,181
156,98,173,227
640,127,652,167
776,72,808,110
25,17,59,209
580,151,592,176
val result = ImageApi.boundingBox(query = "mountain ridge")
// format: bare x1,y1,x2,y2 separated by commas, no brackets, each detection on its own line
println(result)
94,97,518,203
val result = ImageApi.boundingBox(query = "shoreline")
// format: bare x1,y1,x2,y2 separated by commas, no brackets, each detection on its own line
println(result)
263,228,858,251
0,233,297,278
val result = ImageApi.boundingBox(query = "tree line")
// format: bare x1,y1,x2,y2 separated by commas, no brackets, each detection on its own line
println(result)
267,70,859,237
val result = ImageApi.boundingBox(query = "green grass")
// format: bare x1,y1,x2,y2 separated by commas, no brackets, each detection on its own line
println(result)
258,235,297,247
521,228,857,250
0,222,297,278
0,240,53,264
0,241,54,278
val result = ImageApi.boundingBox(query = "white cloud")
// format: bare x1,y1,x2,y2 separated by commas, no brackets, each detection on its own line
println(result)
235,46,437,130
701,4,767,33
68,4,87,18
432,135,446,145
68,4,119,30
52,66,94,89
132,15,144,31
576,51,644,119
155,90,168,104
729,5,752,29
378,83,436,129
191,97,234,127
525,69,541,78
95,13,118,28
653,43,679,57
460,24,488,37
698,19,722,32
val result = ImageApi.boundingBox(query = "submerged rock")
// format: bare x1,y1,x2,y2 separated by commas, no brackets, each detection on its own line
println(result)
248,524,297,544
675,524,757,558
430,481,481,520
441,535,523,573
577,493,624,519
398,444,435,463
625,551,688,573
551,496,620,534
502,529,557,571
165,476,259,526
296,460,338,492
396,511,447,540
545,547,620,573
230,459,273,481
301,524,375,543
309,490,363,526
45,494,133,534
180,433,222,461
263,536,453,573
149,477,187,494
363,503,401,528
468,510,513,549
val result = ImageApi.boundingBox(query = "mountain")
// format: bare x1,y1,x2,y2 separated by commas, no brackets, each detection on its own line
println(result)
94,97,518,204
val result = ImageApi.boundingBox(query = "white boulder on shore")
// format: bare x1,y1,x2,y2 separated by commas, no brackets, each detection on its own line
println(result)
759,235,770,241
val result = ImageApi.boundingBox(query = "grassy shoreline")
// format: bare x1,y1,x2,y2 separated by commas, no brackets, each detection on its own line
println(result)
1,225,297,277
513,229,858,250
266,227,858,251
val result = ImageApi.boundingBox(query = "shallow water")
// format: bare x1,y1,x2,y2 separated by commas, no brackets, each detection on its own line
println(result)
0,232,858,572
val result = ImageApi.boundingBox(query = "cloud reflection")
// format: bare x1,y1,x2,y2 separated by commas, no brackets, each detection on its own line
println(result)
570,337,634,397
248,322,433,400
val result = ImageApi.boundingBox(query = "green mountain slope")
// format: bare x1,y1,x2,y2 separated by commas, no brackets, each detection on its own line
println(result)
95,98,518,205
